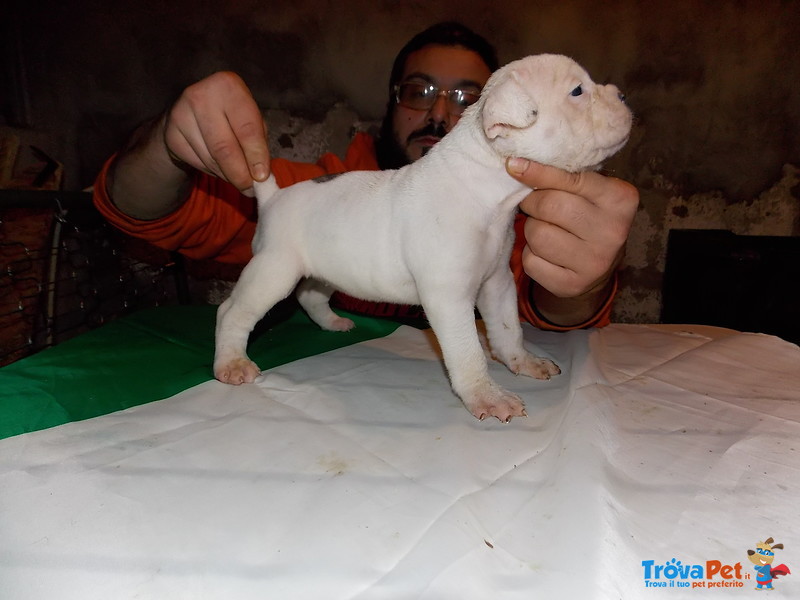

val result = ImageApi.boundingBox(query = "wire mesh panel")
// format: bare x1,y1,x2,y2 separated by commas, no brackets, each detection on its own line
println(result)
0,192,183,366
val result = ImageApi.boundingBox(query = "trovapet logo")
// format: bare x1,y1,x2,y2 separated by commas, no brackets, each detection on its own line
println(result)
642,536,791,591
642,558,748,589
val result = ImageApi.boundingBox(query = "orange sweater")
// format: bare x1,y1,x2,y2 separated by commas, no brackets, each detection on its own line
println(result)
93,132,613,330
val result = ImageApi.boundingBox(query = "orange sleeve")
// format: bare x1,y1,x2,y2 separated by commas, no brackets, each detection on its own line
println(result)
511,213,616,331
92,158,258,264
92,133,379,265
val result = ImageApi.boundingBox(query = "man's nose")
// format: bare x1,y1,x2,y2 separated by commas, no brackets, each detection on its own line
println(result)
427,93,450,125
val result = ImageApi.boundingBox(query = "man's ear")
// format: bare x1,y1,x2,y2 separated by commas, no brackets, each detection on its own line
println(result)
482,70,539,140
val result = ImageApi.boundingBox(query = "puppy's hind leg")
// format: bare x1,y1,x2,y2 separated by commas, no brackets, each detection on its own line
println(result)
296,278,355,332
477,267,560,380
214,252,302,384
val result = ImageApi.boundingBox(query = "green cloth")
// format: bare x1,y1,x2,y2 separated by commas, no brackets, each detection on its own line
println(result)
0,305,401,440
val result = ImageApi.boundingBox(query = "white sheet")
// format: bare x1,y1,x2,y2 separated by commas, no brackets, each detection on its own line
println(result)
1,324,799,598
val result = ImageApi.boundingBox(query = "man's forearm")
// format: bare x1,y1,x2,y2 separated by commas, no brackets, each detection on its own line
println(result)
106,115,193,221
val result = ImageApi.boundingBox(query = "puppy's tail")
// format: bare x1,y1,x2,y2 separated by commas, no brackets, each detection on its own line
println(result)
252,174,280,209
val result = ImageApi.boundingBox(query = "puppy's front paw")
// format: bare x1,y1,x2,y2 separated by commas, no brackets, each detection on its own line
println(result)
214,357,261,385
512,354,561,380
464,385,527,423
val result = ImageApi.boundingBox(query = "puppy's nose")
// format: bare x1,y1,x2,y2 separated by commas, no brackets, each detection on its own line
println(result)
604,83,626,103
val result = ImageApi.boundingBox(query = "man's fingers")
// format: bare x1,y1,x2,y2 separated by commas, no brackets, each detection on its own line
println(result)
194,109,253,191
215,71,270,184
507,158,638,215
521,245,581,298
506,158,586,194
523,216,581,264
167,71,270,193
519,188,593,237
163,110,215,174
227,110,270,182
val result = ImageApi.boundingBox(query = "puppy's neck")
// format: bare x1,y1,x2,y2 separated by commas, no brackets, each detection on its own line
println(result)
420,113,528,207
435,112,503,167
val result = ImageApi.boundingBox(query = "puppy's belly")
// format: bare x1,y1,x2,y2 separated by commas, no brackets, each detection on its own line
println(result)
309,258,421,305
260,177,445,305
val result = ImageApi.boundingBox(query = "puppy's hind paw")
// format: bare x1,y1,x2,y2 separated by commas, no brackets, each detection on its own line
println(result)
514,354,561,380
325,316,355,332
214,357,261,385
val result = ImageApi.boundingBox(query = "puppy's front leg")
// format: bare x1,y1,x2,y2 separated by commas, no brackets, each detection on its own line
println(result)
477,266,560,380
421,294,526,422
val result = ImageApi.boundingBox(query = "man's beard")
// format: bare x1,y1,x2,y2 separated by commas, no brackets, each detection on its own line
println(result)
409,122,447,158
375,110,447,170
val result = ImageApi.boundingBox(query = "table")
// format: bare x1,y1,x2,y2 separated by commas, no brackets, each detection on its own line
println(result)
1,307,799,598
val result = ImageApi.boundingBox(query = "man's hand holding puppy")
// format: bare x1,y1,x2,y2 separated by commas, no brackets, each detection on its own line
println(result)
507,158,639,327
163,71,271,194
109,71,271,221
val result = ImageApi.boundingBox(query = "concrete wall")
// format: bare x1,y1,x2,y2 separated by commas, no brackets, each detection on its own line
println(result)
5,0,799,323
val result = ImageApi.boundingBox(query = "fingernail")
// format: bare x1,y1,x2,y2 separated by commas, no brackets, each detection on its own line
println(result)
506,157,530,175
252,162,268,181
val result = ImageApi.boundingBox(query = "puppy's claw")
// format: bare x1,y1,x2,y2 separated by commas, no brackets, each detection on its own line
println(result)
513,355,561,380
466,386,526,423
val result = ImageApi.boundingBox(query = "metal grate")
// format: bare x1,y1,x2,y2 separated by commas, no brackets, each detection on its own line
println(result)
0,191,185,366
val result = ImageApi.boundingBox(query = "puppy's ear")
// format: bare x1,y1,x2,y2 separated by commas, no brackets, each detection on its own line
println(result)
482,70,539,140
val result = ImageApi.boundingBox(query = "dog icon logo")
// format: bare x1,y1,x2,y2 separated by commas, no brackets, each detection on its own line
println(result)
747,537,791,590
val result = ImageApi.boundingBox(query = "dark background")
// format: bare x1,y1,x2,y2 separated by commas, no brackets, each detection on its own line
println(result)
3,0,799,324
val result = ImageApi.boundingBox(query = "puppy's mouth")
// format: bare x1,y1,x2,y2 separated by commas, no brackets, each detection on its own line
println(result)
582,134,632,172
598,133,631,158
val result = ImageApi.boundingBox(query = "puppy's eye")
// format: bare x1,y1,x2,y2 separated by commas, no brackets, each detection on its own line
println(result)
570,85,583,97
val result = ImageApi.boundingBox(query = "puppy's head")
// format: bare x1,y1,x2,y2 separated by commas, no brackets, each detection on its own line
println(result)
478,54,632,172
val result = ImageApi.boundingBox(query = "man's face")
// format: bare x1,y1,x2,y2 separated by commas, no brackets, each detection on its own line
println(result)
391,44,492,163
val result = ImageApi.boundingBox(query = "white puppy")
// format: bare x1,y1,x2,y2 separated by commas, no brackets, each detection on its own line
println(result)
214,54,632,422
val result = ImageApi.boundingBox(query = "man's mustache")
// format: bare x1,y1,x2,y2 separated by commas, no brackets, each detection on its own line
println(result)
407,122,448,143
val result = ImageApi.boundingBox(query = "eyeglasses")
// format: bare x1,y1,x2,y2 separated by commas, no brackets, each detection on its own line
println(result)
394,81,481,116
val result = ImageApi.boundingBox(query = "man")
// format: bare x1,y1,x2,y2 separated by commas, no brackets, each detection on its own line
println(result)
93,22,638,330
